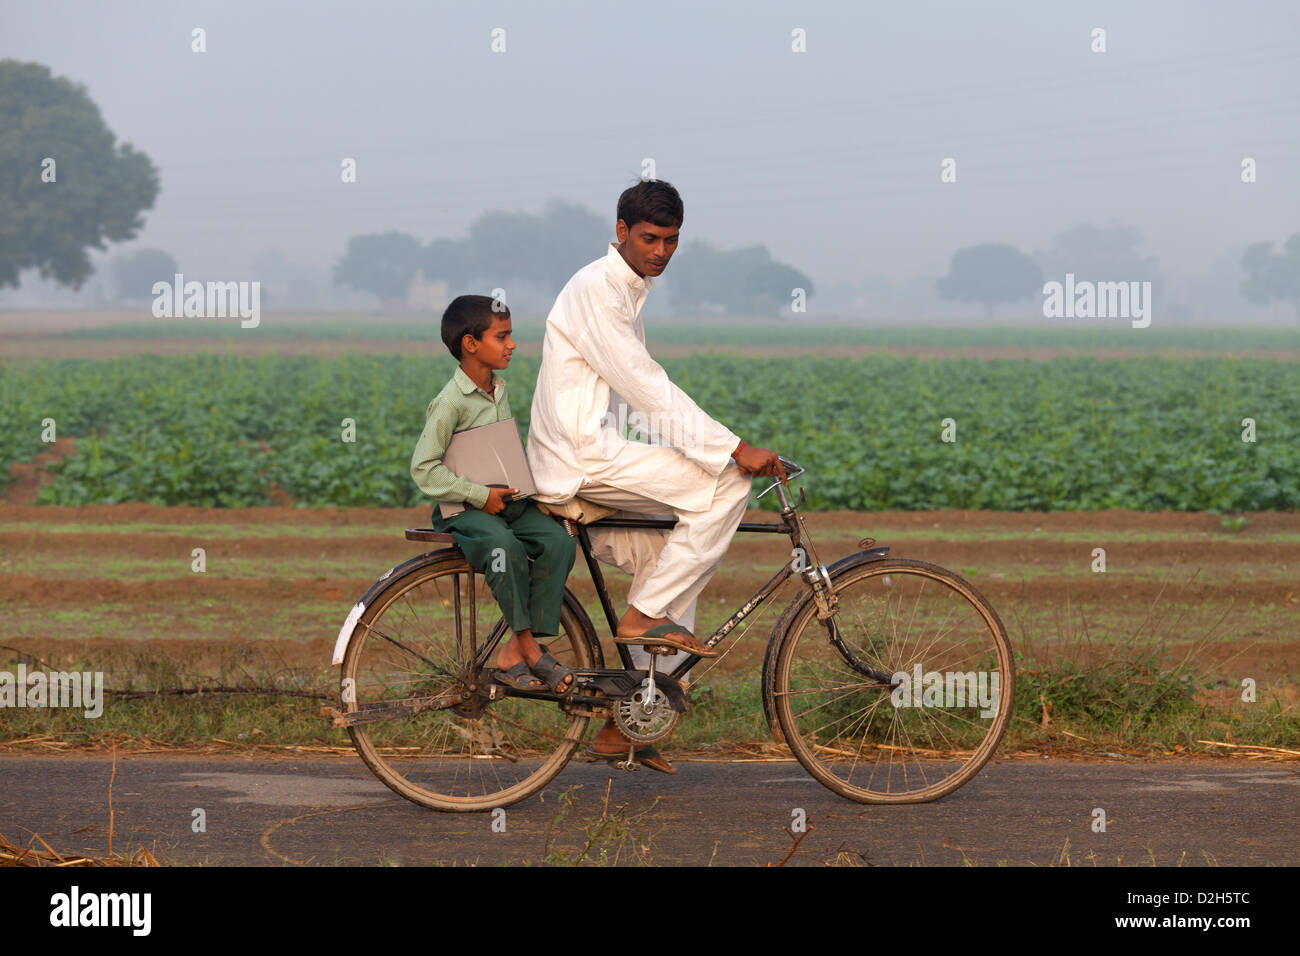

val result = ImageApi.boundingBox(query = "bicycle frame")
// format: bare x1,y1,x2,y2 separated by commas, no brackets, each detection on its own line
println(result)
466,468,892,691
467,507,802,678
575,512,798,680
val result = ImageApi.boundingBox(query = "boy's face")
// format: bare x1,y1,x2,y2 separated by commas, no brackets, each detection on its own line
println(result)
616,219,679,278
463,312,515,369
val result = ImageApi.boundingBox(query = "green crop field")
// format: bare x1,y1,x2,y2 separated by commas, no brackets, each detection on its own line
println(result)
2,352,1297,511
47,318,1300,352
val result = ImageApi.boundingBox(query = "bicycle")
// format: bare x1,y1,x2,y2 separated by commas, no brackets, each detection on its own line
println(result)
326,456,1015,811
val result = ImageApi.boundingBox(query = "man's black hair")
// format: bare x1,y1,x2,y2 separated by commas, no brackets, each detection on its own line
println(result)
441,294,506,360
617,179,684,231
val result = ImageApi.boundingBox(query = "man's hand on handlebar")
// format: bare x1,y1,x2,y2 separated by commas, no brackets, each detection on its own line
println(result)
732,442,785,478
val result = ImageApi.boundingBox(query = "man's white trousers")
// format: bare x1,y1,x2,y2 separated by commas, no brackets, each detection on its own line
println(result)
578,457,751,670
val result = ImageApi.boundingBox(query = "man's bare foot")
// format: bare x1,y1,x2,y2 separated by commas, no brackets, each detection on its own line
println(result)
591,719,629,754
590,720,675,773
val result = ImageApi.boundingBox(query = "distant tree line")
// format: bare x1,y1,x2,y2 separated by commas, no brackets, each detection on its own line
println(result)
331,199,815,316
936,224,1300,322
3,60,1294,321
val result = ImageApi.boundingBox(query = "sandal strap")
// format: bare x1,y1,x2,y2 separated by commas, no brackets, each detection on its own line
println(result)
531,651,575,693
493,661,542,689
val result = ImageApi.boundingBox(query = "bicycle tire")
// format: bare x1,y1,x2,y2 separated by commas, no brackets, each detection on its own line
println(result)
764,555,1014,803
340,550,601,812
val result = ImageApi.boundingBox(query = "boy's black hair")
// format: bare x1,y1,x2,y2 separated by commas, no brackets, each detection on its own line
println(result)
441,294,507,360
616,179,684,231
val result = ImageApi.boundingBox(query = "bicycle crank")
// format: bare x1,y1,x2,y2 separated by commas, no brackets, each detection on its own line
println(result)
613,679,681,744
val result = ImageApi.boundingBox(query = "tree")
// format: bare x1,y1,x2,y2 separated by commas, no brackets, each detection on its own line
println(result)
109,248,178,303
422,200,610,298
535,199,610,289
356,201,814,315
742,258,815,316
936,243,1042,316
668,241,814,316
462,209,543,289
1035,222,1162,290
423,237,471,289
1241,234,1300,321
0,60,160,290
333,231,423,307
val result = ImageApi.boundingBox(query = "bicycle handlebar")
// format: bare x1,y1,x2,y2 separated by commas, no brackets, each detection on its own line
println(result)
755,455,805,499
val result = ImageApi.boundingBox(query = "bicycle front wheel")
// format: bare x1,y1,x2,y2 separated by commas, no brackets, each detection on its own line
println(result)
767,556,1014,803
341,552,599,812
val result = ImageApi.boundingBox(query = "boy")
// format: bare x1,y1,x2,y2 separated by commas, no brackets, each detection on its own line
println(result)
410,295,577,695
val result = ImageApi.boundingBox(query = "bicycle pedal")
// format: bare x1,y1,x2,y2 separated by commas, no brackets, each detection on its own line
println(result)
616,743,641,772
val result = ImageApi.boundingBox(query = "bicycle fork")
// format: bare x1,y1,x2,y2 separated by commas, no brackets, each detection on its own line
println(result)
784,493,897,688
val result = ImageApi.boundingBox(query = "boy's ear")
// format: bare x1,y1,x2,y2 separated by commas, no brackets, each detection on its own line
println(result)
461,332,477,354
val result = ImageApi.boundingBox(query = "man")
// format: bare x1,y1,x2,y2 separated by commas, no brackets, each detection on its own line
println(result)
527,179,783,772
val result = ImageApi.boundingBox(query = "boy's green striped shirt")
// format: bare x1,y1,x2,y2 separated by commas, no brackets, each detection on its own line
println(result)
410,365,511,511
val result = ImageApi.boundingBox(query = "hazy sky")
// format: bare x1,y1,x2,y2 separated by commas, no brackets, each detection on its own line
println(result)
3,0,1297,290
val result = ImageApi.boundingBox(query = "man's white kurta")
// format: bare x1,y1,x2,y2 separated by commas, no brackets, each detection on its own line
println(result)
527,243,740,512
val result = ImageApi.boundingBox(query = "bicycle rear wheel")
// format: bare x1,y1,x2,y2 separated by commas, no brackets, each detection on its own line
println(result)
766,555,1013,803
340,552,599,812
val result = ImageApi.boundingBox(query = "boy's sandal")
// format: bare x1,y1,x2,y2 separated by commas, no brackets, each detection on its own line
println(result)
530,651,576,696
491,661,545,691
615,623,719,658
588,742,676,775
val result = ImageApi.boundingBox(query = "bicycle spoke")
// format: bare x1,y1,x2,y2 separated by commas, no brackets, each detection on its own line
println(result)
341,556,594,811
772,558,1012,803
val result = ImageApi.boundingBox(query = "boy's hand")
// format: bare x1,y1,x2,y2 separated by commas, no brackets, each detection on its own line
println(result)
482,486,517,515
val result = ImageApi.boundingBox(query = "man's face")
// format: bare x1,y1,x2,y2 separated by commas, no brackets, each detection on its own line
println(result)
616,219,680,278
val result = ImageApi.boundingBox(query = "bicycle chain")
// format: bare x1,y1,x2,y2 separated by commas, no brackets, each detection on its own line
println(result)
470,707,592,745
455,677,620,745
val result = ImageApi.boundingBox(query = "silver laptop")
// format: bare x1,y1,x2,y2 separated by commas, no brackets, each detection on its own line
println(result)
438,418,538,519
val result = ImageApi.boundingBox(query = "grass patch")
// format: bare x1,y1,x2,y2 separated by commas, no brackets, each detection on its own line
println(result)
0,521,406,539
9,599,354,643
12,556,399,581
2,639,1295,759
539,781,658,866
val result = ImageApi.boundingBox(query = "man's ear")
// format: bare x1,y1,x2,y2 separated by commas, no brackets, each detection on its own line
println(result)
615,219,628,244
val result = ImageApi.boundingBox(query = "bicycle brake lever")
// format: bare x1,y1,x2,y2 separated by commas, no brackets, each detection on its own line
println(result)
756,455,805,499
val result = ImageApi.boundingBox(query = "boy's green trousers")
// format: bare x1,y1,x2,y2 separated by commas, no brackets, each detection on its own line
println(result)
432,499,576,638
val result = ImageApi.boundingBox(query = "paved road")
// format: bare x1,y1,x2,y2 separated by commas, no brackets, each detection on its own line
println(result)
2,754,1296,866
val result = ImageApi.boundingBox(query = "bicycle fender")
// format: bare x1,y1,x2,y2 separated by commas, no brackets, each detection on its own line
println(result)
331,548,462,665
769,545,893,635
759,546,892,732
332,601,366,665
